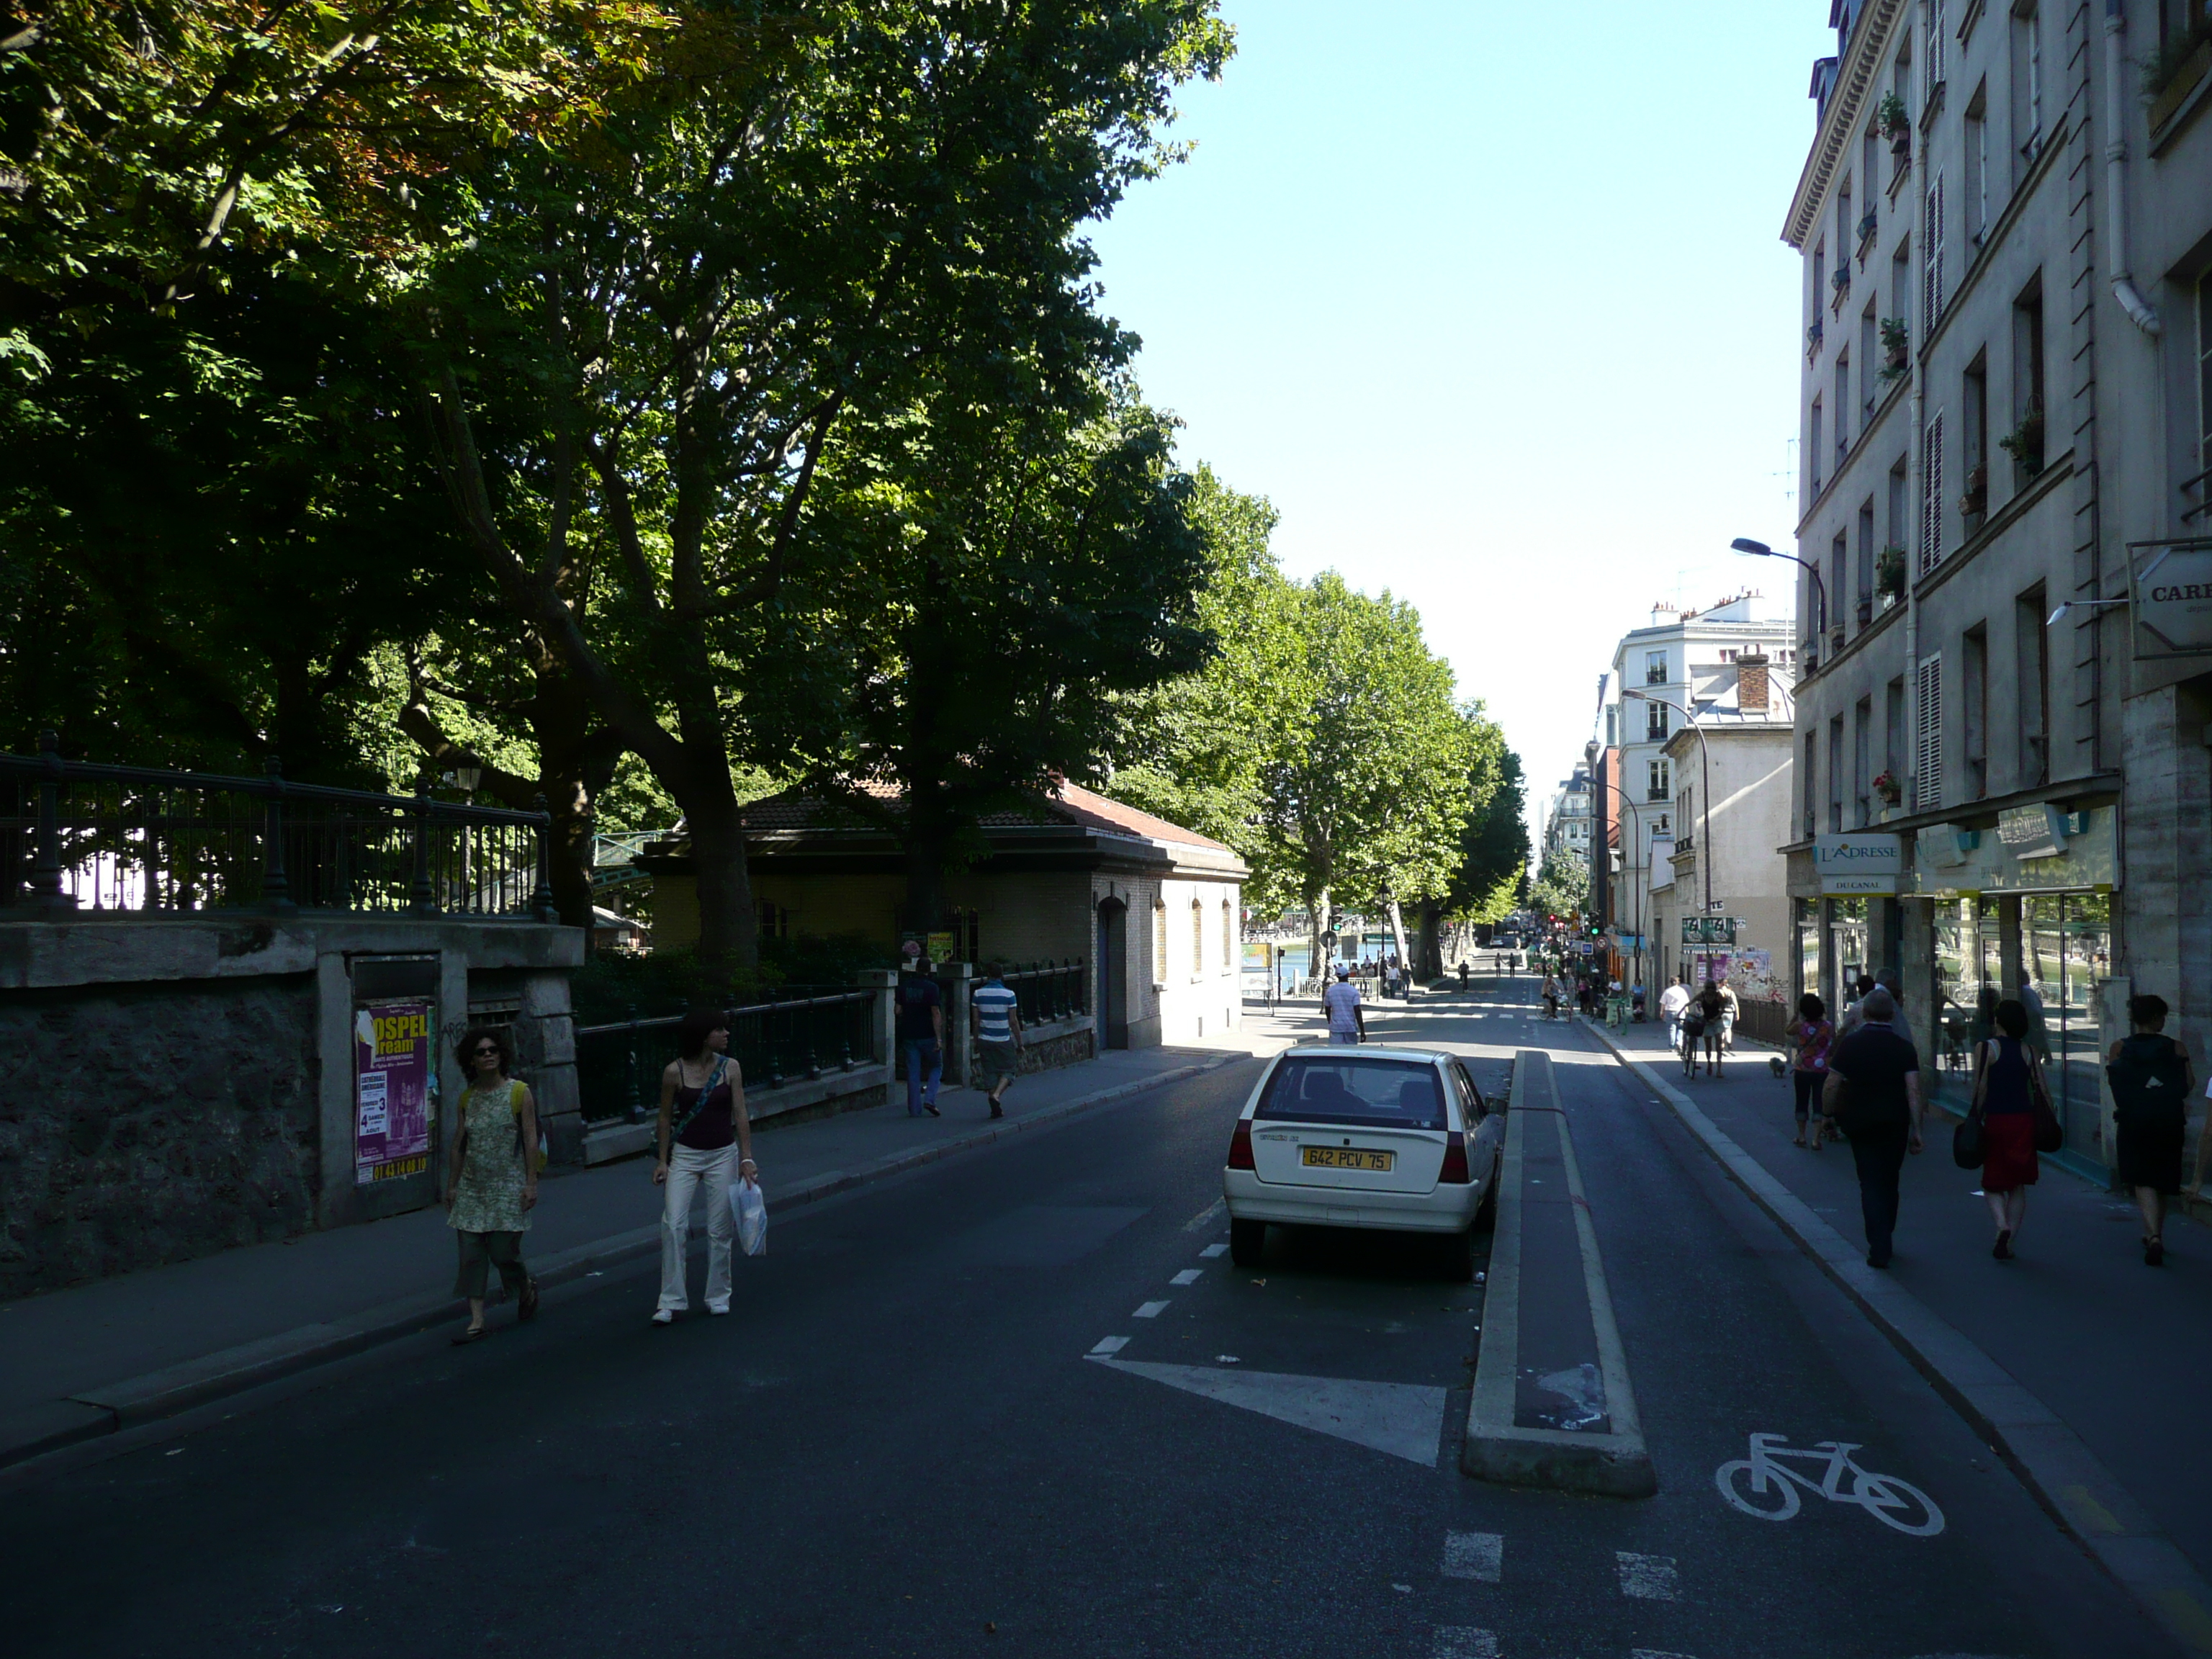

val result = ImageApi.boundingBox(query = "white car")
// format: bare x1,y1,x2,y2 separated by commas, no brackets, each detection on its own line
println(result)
1222,1044,1505,1280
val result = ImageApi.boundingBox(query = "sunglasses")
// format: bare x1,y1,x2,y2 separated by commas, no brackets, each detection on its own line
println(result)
472,1045,500,1057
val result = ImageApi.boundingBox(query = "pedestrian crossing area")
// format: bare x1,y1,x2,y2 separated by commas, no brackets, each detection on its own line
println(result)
1421,1531,2016,1658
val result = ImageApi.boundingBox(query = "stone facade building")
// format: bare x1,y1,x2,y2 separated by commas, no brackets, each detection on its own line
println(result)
1785,0,2212,1175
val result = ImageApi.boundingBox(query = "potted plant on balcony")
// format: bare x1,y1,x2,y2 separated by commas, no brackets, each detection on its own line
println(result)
2000,404,2046,480
1879,317,1910,381
1879,91,1912,156
1830,266,1851,301
1876,544,1908,603
1871,770,1902,809
1857,208,1879,247
1960,463,1988,518
1805,320,1825,358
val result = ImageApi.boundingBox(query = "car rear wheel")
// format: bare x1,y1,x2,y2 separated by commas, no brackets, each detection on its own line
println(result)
1229,1217,1267,1267
1440,1223,1478,1282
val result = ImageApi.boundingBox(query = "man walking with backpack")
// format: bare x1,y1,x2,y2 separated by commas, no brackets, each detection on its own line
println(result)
2107,994,2195,1265
970,962,1025,1120
1822,987,1925,1268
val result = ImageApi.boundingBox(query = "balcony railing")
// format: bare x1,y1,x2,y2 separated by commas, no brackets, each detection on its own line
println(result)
1004,958,1087,1025
574,989,878,1125
2,733,554,919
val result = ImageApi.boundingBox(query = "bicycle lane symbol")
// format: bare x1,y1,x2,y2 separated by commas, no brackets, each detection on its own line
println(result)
1715,1433,1946,1536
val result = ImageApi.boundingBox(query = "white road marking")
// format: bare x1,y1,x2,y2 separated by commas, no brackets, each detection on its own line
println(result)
1171,1269,1203,1285
1440,1530,1503,1583
1183,1198,1226,1231
1089,1335,1129,1355
1630,1651,1699,1658
1616,1552,1680,1600
1092,1357,1447,1465
1431,1629,1499,1659
1133,1300,1171,1318
1199,1242,1229,1258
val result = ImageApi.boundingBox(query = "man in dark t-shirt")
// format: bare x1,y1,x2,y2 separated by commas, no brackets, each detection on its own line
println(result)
896,941,944,1118
1822,986,1925,1267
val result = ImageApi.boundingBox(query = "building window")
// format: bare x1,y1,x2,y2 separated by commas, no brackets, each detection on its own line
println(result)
1836,352,1852,456
2012,276,2046,486
1154,899,1168,984
1963,624,1989,799
1853,696,1874,827
1923,171,1946,332
2013,3,2044,169
1963,353,1989,523
1221,900,1233,974
757,899,789,940
1885,675,1907,785
1810,398,1825,497
1859,305,1879,419
1916,652,1945,810
1919,410,1946,575
1645,649,1668,684
2017,585,2050,785
1830,532,1848,637
1856,499,1876,610
1645,700,1669,741
1647,757,1671,801
1828,716,1845,832
1803,729,1819,837
1964,80,1989,246
1719,648,1740,662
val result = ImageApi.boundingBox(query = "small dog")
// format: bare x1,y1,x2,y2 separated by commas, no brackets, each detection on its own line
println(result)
1767,1055,1789,1078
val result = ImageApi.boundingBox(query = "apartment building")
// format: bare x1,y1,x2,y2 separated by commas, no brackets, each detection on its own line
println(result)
1785,0,2212,1175
1542,767,1595,864
1589,593,1797,987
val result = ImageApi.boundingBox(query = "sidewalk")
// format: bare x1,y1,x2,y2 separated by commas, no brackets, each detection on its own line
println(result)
1581,1011,2212,1653
0,1017,1301,1471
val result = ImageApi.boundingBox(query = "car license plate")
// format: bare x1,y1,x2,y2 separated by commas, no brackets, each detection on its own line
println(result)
1302,1146,1394,1172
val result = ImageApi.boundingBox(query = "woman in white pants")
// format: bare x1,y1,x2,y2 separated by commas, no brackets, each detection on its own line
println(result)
652,1007,758,1324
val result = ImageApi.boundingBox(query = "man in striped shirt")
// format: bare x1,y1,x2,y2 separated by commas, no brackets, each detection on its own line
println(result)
971,962,1025,1120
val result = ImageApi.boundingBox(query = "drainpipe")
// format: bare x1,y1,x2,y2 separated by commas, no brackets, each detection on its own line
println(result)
2103,0,2163,336
1905,0,1928,814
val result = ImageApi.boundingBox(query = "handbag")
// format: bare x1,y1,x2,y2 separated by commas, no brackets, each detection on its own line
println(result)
507,1079,549,1174
2028,1060,2064,1154
1953,1040,1989,1169
669,1055,729,1144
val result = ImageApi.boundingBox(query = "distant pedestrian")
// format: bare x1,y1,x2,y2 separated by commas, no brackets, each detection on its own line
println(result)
1660,975,1691,1051
896,941,944,1118
652,1007,757,1323
1785,994,1835,1149
1575,977,1595,1017
1541,971,1561,1020
1694,980,1726,1076
1837,974,1877,1038
1457,960,1470,991
1324,963,1365,1045
1717,981,1741,1052
1972,999,2049,1261
1822,987,1925,1269
971,961,1025,1120
2106,994,2196,1267
443,1026,539,1343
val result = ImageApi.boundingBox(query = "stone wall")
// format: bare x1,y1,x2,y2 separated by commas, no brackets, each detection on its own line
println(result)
0,976,320,1299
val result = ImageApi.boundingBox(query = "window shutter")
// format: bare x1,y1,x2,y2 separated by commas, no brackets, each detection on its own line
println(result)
1920,410,1945,573
1915,653,1944,811
1929,1,1946,91
1923,173,1946,331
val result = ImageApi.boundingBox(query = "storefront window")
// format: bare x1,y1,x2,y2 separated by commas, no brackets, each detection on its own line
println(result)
1929,896,2000,1117
2023,891,2112,1165
1828,898,1868,1007
1795,899,1820,1007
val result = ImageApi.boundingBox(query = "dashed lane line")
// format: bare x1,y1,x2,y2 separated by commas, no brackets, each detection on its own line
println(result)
1431,1629,1499,1659
1170,1269,1203,1286
1440,1530,1503,1583
1089,1336,1129,1356
1199,1243,1228,1259
1133,1300,1171,1319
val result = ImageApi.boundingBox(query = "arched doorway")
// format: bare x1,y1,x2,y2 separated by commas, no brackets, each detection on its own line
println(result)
1096,896,1128,1048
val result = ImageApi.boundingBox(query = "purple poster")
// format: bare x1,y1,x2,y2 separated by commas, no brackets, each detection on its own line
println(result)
355,999,436,1185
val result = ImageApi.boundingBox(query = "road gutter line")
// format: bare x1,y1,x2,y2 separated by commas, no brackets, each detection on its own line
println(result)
1583,1016,2212,1656
0,1052,1253,1475
1461,1048,1656,1498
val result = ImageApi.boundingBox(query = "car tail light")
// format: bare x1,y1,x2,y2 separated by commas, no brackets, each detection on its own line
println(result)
1227,1118,1255,1171
1439,1130,1471,1184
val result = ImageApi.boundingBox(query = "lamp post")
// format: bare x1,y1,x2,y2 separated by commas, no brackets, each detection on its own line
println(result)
1731,536,1827,668
451,761,482,914
1620,688,1714,920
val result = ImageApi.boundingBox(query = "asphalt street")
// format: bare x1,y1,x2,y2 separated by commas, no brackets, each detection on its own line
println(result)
0,980,2176,1658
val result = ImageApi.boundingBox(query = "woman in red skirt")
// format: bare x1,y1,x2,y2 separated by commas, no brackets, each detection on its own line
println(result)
1974,999,2047,1259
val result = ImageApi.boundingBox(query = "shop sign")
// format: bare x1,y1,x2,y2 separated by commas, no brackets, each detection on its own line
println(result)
1680,915,1741,943
2128,539,2212,658
1997,804,2067,860
1814,833,1902,895
1910,805,2117,896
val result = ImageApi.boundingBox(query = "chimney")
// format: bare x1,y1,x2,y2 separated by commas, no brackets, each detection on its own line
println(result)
1738,652,1771,714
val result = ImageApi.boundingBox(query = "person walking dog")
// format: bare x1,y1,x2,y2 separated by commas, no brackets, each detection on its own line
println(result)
1969,999,2049,1260
443,1027,539,1343
2107,994,2195,1266
652,1007,758,1324
1822,987,1924,1268
971,962,1025,1119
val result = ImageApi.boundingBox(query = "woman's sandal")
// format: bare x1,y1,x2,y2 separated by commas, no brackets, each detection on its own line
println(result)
518,1280,540,1322
451,1326,489,1345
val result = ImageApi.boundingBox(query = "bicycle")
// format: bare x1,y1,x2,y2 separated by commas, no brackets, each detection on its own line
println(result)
1714,1433,1944,1535
1679,1017,1704,1079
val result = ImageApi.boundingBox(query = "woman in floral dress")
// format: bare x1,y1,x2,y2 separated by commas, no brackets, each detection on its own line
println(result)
444,1026,540,1342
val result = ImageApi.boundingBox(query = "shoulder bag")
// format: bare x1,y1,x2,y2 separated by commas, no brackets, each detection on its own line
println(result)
669,1054,730,1146
2027,1053,2064,1154
1951,1040,1989,1169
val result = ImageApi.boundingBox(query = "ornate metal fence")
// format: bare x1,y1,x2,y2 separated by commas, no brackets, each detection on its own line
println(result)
1,732,554,918
574,989,879,1125
1003,958,1087,1025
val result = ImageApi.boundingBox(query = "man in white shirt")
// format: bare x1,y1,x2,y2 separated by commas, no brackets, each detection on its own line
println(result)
1659,975,1692,1050
1323,964,1365,1046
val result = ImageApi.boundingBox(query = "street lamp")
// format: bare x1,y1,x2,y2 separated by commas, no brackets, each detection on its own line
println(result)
1620,688,1714,920
1732,536,1827,665
2046,598,2127,626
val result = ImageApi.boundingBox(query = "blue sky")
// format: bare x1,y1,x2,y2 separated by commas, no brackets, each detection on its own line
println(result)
1087,0,1835,853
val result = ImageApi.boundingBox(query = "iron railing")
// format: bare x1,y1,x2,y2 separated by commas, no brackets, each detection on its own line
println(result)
575,989,878,1125
1002,958,1087,1026
1,732,554,918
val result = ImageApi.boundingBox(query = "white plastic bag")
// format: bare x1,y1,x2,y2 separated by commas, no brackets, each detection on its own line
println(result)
732,1173,767,1256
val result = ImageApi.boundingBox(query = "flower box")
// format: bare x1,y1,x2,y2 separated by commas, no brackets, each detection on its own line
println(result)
1960,463,1988,518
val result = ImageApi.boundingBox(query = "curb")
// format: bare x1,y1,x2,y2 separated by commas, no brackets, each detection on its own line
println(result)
1583,1017,2212,1655
1462,1049,1656,1498
0,1052,1253,1475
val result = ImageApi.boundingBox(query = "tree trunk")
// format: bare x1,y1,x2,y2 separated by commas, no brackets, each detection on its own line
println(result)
1416,900,1444,980
682,793,756,979
1385,896,1411,981
1306,885,1330,991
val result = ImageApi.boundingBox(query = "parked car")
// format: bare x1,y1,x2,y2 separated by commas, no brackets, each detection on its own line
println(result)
1221,1045,1503,1280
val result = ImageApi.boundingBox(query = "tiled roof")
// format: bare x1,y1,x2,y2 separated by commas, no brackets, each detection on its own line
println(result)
730,778,1229,852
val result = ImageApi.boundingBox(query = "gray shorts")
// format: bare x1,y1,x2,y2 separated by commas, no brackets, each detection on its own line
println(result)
978,1041,1020,1078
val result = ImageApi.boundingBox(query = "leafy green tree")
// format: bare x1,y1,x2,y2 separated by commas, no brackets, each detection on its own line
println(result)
1526,844,1589,927
411,0,1232,968
1416,735,1526,976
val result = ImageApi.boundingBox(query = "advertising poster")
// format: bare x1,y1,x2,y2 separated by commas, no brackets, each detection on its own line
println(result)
355,999,436,1186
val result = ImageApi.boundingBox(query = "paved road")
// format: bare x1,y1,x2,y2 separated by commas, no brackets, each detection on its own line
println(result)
0,981,2177,1657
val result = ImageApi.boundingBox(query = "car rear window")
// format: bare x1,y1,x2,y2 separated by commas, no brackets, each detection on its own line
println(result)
1254,1057,1447,1130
